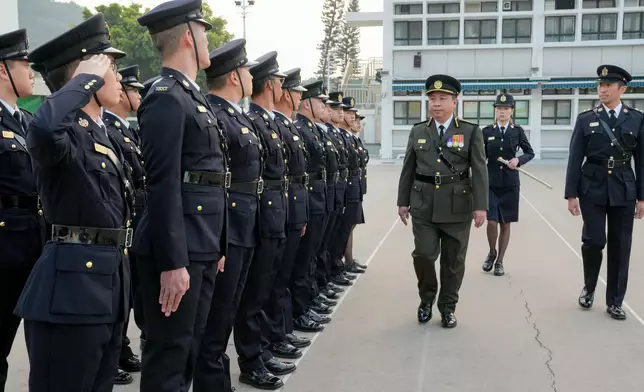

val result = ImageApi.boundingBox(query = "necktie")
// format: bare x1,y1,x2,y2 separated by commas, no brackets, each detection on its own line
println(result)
500,126,505,135
609,109,616,126
13,111,24,131
439,125,445,139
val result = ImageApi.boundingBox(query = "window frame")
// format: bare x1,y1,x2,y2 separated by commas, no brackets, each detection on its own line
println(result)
581,13,618,41
394,21,423,46
394,101,422,125
582,0,615,8
427,2,460,13
502,18,533,43
462,101,496,126
394,3,424,15
545,15,577,42
541,100,572,125
623,12,644,39
464,19,498,44
427,20,460,45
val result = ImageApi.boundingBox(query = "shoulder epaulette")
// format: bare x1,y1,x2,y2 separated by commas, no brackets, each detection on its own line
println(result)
579,108,594,115
151,77,176,93
19,108,33,116
457,118,477,125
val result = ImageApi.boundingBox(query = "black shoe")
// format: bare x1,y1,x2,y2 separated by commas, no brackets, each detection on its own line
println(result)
293,315,325,332
578,287,594,309
327,282,345,292
264,357,297,376
269,341,302,359
417,302,432,323
607,305,627,320
311,301,333,315
317,293,338,306
494,262,505,277
441,312,457,328
482,250,497,272
352,259,367,270
307,309,331,324
113,368,133,385
119,354,141,373
286,333,311,348
342,271,358,280
332,275,353,286
322,288,340,299
345,262,365,274
239,368,284,390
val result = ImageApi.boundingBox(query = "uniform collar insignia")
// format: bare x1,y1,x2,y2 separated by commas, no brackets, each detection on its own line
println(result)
78,118,89,128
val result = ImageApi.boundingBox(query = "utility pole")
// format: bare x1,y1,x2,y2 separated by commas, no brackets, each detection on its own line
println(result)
234,0,255,40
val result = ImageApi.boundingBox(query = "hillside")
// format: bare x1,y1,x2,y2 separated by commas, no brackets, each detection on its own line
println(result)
19,0,84,49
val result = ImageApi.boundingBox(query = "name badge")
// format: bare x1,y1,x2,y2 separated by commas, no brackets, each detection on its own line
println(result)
2,131,14,139
241,127,249,134
197,105,207,113
488,136,495,140
417,139,427,144
589,122,599,127
94,143,109,156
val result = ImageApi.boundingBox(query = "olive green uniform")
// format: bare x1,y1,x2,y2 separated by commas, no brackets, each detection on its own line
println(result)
397,117,488,313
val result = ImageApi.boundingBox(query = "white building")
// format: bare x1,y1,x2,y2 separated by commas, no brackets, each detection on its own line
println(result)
348,0,644,159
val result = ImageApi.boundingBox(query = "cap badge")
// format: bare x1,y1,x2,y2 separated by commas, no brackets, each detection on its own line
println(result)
434,80,443,89
105,23,111,40
78,118,89,128
500,95,507,103
351,98,355,106
601,67,608,77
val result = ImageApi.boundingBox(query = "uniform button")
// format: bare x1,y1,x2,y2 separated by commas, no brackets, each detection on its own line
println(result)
197,205,203,211
91,79,97,83
124,249,128,255
500,166,503,169
38,210,43,216
11,144,16,149
437,159,441,163
232,202,237,207
608,170,612,174
500,148,503,151
101,162,106,169
141,161,145,165
126,220,131,227
0,221,4,227
84,85,90,90
435,185,440,189
294,196,297,200
86,261,93,269
268,201,273,206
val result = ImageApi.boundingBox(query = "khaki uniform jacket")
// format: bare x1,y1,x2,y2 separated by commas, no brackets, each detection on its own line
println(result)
397,117,488,223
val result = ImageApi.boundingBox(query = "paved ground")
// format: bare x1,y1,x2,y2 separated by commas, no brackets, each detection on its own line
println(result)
7,161,644,392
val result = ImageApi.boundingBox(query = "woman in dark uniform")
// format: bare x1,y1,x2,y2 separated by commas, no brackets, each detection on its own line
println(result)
481,93,534,276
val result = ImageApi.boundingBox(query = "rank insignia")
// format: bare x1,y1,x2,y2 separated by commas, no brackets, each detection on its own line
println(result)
115,121,121,127
197,105,207,113
308,122,312,127
263,113,269,120
124,137,131,143
78,118,89,128
228,107,234,114
293,136,300,141
2,131,14,139
241,128,249,134
284,120,289,125
271,132,278,139
434,80,443,89
327,141,332,145
182,80,189,87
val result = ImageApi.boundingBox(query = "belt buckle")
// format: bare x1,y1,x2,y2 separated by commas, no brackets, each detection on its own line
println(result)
304,173,309,186
434,174,442,185
283,177,290,191
607,158,615,169
224,171,232,188
125,228,134,248
257,178,264,194
322,169,327,182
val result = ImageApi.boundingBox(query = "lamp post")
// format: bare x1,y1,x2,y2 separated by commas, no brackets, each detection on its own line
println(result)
234,0,255,40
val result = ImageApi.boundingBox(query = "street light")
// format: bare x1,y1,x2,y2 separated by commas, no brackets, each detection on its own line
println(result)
234,0,255,40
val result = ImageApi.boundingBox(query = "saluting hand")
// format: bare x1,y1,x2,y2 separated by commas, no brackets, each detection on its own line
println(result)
635,201,644,219
73,54,112,79
159,267,191,317
398,206,410,226
217,256,226,273
473,210,486,228
568,197,581,216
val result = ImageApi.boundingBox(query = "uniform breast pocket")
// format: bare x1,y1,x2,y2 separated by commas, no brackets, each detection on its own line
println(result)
620,129,639,149
182,191,225,255
0,138,29,172
508,137,519,152
232,130,261,164
260,190,286,237
194,114,221,152
84,152,119,202
307,180,326,215
51,244,119,316
0,209,38,265
452,183,473,215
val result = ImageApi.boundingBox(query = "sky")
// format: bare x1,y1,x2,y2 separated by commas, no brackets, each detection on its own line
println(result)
56,0,384,78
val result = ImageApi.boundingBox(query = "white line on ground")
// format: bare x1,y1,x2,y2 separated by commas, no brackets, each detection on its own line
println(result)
273,217,400,391
520,193,644,328
414,328,432,392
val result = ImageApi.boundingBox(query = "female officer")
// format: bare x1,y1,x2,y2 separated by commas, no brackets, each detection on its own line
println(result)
481,93,534,276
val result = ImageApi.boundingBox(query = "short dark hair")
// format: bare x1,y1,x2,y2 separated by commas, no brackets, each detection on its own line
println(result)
251,78,270,99
206,72,229,91
44,60,79,92
151,24,188,57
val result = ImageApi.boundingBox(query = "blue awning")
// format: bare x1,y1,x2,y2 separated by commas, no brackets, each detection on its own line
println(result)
541,80,596,89
392,80,538,92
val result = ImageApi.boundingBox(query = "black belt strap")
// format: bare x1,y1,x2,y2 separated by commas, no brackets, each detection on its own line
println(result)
307,170,326,182
415,171,469,185
183,170,231,188
263,178,289,191
0,195,39,209
229,179,263,195
349,169,362,177
594,113,628,159
51,224,133,248
587,157,631,168
288,174,309,185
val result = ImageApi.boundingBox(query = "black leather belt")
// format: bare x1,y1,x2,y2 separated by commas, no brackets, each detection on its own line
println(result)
52,224,133,248
415,172,469,185
307,170,327,182
327,171,339,183
263,178,289,191
348,169,362,177
288,174,309,186
183,171,231,188
229,179,264,195
339,168,349,180
0,195,39,209
587,157,631,168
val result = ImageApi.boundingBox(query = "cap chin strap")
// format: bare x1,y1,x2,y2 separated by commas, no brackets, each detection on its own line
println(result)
235,68,245,100
3,60,20,98
287,90,295,112
187,22,200,76
308,98,317,121
94,93,103,108
123,87,135,112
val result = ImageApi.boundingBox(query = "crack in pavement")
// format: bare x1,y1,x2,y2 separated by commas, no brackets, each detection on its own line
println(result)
506,275,558,392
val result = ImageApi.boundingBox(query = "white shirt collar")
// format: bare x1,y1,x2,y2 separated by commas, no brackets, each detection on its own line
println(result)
104,110,130,129
261,106,275,120
94,117,108,136
315,122,328,131
435,115,453,131
497,121,510,130
0,99,18,116
602,102,623,118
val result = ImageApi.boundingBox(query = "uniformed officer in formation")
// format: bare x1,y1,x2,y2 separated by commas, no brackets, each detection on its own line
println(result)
481,93,534,277
102,64,145,386
397,74,488,328
268,67,313,353
0,28,45,392
194,38,261,392
134,1,228,391
565,64,644,320
16,13,133,390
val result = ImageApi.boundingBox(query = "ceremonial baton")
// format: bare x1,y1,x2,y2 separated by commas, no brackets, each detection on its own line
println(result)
497,157,553,189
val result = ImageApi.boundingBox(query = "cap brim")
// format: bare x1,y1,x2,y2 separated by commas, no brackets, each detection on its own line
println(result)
195,19,213,31
273,71,287,78
493,103,513,107
244,59,259,67
102,47,126,59
426,88,457,95
124,82,145,89
291,85,307,92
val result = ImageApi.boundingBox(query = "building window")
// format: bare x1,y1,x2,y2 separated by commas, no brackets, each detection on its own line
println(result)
542,88,573,95
394,101,422,125
427,2,460,13
393,90,423,97
507,0,534,11
502,19,532,43
579,87,598,95
542,100,572,125
578,99,599,113
544,0,576,9
513,101,530,125
545,16,576,42
625,99,644,109
582,14,618,40
626,86,644,93
394,21,423,46
465,20,497,44
582,0,615,8
624,13,644,39
428,20,460,45
463,101,495,125
395,4,423,14
464,1,498,12
463,89,499,96
625,0,644,6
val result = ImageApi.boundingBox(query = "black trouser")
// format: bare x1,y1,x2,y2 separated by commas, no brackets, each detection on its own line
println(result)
580,198,635,306
316,210,338,288
265,227,303,342
328,207,353,276
235,237,286,373
193,244,254,392
25,320,123,392
0,264,31,391
120,249,144,364
139,258,217,392
292,214,328,318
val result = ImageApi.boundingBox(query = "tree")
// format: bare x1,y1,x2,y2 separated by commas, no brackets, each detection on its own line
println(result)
82,2,233,88
315,0,345,83
334,0,361,78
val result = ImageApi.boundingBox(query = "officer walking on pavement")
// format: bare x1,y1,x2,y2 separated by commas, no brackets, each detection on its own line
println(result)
103,64,146,386
481,93,534,277
267,67,313,353
565,64,644,320
0,28,45,392
193,38,261,392
135,1,228,391
234,51,296,390
397,74,488,328
16,14,133,391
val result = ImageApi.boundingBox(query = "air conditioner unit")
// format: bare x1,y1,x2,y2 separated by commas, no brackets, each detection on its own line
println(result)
502,1,512,10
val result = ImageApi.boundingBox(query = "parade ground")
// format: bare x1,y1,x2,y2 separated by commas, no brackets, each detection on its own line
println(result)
7,160,644,392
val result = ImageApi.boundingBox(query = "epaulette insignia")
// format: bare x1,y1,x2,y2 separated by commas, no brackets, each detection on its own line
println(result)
78,118,89,127
457,118,476,125
115,121,121,127
227,107,234,114
155,86,168,92
413,120,426,127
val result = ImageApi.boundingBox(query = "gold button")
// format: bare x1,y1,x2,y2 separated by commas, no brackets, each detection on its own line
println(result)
232,202,237,207
86,261,93,269
608,170,613,174
124,248,128,255
268,201,273,206
197,205,203,211
435,185,440,189
294,196,297,200
38,210,43,216
101,162,106,169
126,220,131,227
81,48,87,53
84,85,90,90
0,221,5,227
500,147,503,151
437,159,441,163
610,156,614,159
11,144,16,149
